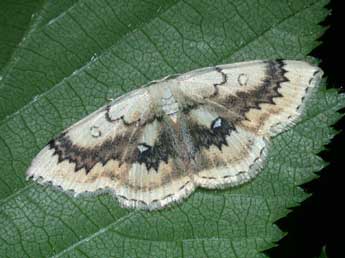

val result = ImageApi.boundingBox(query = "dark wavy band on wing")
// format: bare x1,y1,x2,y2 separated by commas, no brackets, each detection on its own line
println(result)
212,60,288,119
49,130,138,174
48,122,179,174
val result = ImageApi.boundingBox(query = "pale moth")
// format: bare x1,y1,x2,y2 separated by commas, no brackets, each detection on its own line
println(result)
26,60,323,210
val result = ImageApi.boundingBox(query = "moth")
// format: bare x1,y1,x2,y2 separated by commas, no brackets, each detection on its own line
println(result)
26,60,323,210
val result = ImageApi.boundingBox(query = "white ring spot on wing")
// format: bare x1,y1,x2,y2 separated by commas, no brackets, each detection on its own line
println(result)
90,126,101,137
238,73,248,86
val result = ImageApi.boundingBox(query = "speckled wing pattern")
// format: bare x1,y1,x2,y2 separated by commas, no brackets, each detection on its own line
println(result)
26,60,323,210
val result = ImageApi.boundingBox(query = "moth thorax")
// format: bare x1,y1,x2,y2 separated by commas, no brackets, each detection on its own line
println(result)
161,89,179,122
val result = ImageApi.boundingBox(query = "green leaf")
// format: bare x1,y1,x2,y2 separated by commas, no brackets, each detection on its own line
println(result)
0,0,79,75
0,0,343,257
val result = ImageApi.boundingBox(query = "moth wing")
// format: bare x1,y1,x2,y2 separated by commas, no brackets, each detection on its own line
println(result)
26,87,194,210
28,88,151,170
193,128,268,188
175,60,322,188
177,60,323,136
179,105,267,188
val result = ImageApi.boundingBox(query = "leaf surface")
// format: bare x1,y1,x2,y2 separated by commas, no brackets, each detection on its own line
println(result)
0,0,343,257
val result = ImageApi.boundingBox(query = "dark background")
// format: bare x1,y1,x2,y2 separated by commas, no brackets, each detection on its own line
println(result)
267,0,344,258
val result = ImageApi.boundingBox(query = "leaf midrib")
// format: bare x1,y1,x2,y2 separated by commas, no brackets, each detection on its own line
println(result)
0,0,56,82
